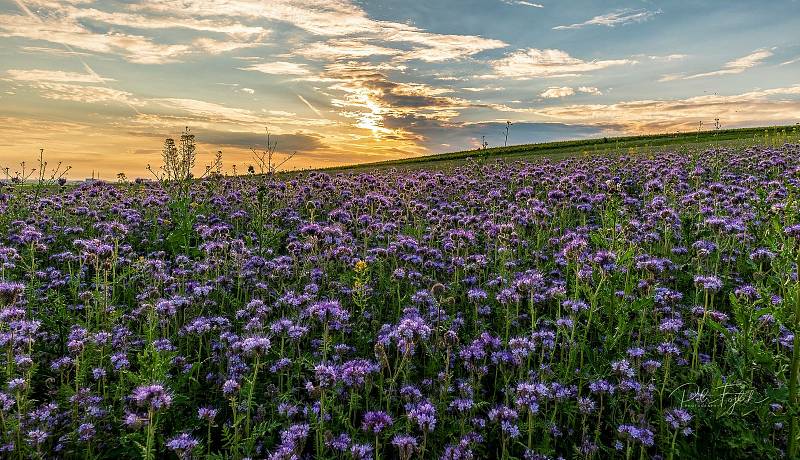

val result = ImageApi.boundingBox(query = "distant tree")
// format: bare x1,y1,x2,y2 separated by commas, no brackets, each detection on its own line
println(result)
251,127,296,177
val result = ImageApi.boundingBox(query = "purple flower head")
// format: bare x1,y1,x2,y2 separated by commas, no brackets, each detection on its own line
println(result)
350,443,374,460
693,274,722,292
239,335,272,356
785,224,800,240
77,423,95,442
198,407,218,422
391,434,418,460
304,300,349,329
0,281,25,305
361,411,393,434
659,317,684,333
407,400,437,432
326,432,351,452
131,384,172,410
222,379,240,395
577,397,596,414
166,433,199,458
339,359,379,387
26,429,48,447
664,408,693,431
488,405,520,438
617,424,654,446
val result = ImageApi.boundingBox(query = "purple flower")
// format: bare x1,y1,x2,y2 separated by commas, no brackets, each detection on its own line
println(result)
407,400,437,432
350,443,374,460
665,408,693,432
391,434,417,460
617,424,654,446
239,335,272,356
304,300,350,329
130,384,172,410
693,274,723,292
77,423,95,442
361,411,393,434
198,407,218,422
222,379,240,395
785,224,800,239
488,405,520,438
166,433,199,457
339,359,379,387
326,433,351,452
577,397,595,415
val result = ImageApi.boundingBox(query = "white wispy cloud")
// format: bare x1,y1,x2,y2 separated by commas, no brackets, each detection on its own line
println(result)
4,68,140,106
540,86,574,98
647,54,688,61
5,69,114,83
681,49,773,79
553,9,661,30
296,39,402,60
540,86,602,98
491,48,635,78
297,94,324,118
34,82,142,105
240,62,313,76
154,98,263,124
578,86,602,95
501,0,544,8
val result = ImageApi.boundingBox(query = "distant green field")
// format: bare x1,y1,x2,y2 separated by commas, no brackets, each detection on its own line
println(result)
311,124,800,173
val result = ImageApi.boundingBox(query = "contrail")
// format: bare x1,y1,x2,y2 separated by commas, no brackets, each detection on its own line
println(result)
13,0,142,115
297,94,324,118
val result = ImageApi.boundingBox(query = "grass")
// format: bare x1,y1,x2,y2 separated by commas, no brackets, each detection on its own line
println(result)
311,124,800,174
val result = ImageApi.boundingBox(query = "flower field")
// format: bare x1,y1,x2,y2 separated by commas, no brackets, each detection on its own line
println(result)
3,144,800,459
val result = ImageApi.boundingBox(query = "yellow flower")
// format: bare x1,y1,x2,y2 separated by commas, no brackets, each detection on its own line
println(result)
354,260,367,273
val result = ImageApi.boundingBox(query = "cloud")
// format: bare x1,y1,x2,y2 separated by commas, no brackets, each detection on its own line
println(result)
540,85,602,98
33,82,142,105
154,98,264,124
658,73,684,82
491,48,635,78
532,85,800,132
553,8,661,30
4,71,134,110
578,86,602,95
781,56,800,66
297,94,324,117
5,68,113,83
19,46,92,57
67,7,269,37
0,2,268,65
194,129,325,152
240,88,255,94
540,86,574,98
240,62,313,76
127,0,506,63
680,49,774,79
0,12,195,64
500,1,544,8
376,24,507,62
647,54,688,62
296,39,402,60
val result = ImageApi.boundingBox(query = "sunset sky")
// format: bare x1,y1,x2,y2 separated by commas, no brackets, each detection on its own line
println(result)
1,0,799,179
